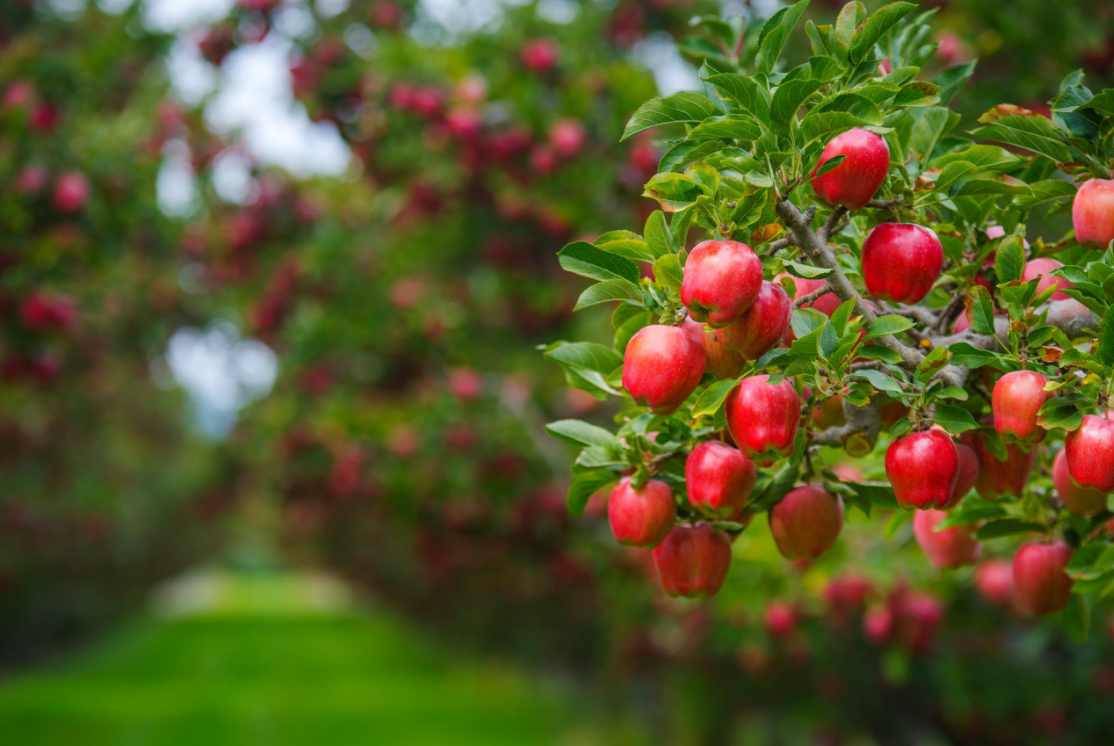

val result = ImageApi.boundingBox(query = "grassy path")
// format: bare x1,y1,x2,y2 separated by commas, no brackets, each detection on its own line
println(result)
0,571,608,745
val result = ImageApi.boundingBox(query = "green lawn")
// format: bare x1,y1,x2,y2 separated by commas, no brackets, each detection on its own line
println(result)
0,571,618,745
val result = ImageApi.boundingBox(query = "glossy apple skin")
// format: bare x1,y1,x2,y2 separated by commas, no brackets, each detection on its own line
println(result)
861,223,944,304
699,281,790,378
912,509,978,569
951,443,980,505
1072,178,1114,248
725,375,801,458
701,321,746,379
974,559,1015,606
685,441,756,517
885,430,959,508
1065,413,1114,492
992,370,1049,440
1053,449,1107,516
967,431,1036,499
810,128,890,209
768,485,843,560
1022,257,1071,300
607,477,675,547
652,524,732,598
622,324,706,414
1012,540,1073,616
680,240,762,325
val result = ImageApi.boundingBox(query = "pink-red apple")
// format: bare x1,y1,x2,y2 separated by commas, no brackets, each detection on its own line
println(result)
1012,540,1073,616
725,374,800,458
1065,413,1114,492
974,559,1015,606
912,509,978,569
967,431,1036,499
1022,257,1071,300
951,442,980,504
652,524,732,598
622,324,706,413
684,441,756,517
885,429,960,508
680,240,762,325
1052,448,1107,516
768,485,843,560
810,128,890,209
607,477,675,547
763,601,799,638
992,370,1049,440
862,223,944,304
1072,178,1114,247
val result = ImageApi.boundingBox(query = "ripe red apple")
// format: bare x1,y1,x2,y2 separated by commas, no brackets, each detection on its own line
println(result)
861,223,944,303
912,509,978,569
1012,540,1073,616
734,280,791,359
894,591,943,653
810,128,890,209
607,477,675,547
768,485,843,560
992,370,1049,440
824,574,873,621
763,601,798,638
725,374,800,458
968,431,1036,499
53,171,89,213
680,240,762,325
701,321,746,379
1022,257,1071,300
520,38,559,73
652,524,732,598
885,429,959,508
951,442,980,504
1052,449,1107,516
1072,178,1114,247
685,441,756,517
1065,413,1114,492
622,324,706,413
863,607,894,645
974,559,1015,606
548,118,586,158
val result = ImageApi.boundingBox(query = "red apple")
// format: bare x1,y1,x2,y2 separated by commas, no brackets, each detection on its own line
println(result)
810,128,890,209
725,375,800,458
684,441,756,517
863,607,894,645
974,559,1015,606
53,171,89,213
768,485,843,560
734,280,791,359
1065,413,1114,492
622,324,706,413
1052,449,1107,516
862,223,944,304
992,370,1049,440
548,118,586,158
701,321,746,379
968,431,1036,499
824,574,873,620
1022,257,1071,300
912,509,978,569
763,601,798,638
607,477,675,547
951,442,980,504
652,524,732,598
1012,540,1073,616
885,429,960,508
894,591,943,653
520,38,559,72
680,240,762,325
1072,178,1114,248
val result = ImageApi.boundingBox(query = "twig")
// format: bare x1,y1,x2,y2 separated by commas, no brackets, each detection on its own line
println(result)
793,285,830,308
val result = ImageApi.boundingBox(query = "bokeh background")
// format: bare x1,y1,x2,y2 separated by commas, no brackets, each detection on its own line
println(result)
2,0,1113,743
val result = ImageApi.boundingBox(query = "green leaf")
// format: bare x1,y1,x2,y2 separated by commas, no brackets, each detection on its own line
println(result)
558,242,641,283
566,468,618,516
813,153,846,177
544,341,622,396
657,140,723,174
1087,89,1114,116
849,2,917,62
622,92,720,141
937,497,1006,528
970,285,996,335
704,74,770,120
834,1,866,49
546,420,620,449
784,260,831,279
934,61,976,104
643,211,672,258
798,111,871,145
612,307,651,351
852,369,904,394
692,378,738,419
688,115,763,142
574,279,644,311
771,79,823,125
994,236,1026,284
756,0,810,73
652,253,683,293
934,404,979,435
948,342,1007,370
868,314,915,338
1038,398,1085,432
976,519,1046,540
595,230,656,262
972,115,1073,163
643,172,702,211
1100,306,1114,365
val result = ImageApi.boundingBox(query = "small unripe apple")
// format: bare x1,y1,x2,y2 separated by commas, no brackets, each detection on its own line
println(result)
768,485,843,560
1065,413,1114,492
951,442,980,504
652,524,732,598
680,240,762,325
912,509,978,569
1072,178,1114,247
1052,449,1107,516
622,324,706,413
974,559,1015,606
1022,257,1071,300
684,441,756,517
885,429,959,508
763,601,799,638
810,128,890,209
1012,540,1073,616
861,223,944,304
725,374,800,458
992,370,1049,440
968,432,1036,499
607,477,675,547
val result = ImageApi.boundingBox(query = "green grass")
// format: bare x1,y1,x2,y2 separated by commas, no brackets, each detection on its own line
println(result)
0,571,611,745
